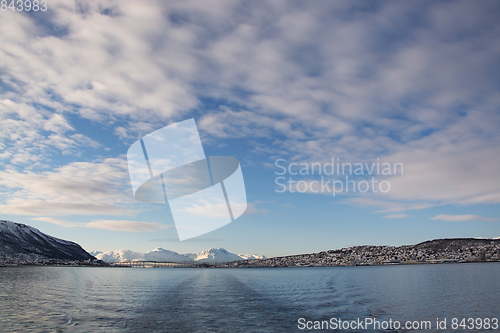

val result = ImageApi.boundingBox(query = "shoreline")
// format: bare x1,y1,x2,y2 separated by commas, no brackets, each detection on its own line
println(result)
2,259,499,269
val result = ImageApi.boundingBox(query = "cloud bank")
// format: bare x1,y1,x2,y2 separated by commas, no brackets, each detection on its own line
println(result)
1,0,499,219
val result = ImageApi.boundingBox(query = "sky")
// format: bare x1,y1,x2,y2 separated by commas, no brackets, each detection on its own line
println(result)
0,0,499,257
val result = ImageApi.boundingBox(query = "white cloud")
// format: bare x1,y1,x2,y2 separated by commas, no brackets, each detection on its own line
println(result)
369,111,500,207
0,157,136,216
1,201,133,216
43,114,74,133
84,220,170,232
384,214,409,219
179,199,231,219
338,197,435,213
31,216,77,227
0,1,197,124
0,100,99,165
431,214,499,222
31,216,170,232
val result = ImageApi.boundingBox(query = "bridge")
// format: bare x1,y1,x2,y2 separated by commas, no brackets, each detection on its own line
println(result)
111,261,205,268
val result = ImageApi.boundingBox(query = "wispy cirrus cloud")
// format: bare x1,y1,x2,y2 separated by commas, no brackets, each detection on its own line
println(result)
384,214,409,219
338,197,435,214
31,216,77,227
431,214,499,222
31,216,170,232
84,220,171,232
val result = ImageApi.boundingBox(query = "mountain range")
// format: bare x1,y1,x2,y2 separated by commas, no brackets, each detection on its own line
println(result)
91,247,266,264
0,220,266,264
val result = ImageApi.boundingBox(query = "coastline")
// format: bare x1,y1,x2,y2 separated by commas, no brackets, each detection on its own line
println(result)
2,237,499,268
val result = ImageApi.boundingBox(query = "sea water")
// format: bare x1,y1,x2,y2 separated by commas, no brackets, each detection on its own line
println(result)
0,263,498,332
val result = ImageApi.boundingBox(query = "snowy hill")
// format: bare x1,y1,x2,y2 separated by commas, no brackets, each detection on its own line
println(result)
0,220,94,261
95,247,265,264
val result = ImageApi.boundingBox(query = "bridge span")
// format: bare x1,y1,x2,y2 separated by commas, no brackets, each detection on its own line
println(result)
112,261,206,268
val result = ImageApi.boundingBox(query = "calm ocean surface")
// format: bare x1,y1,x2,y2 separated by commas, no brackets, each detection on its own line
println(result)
0,263,498,332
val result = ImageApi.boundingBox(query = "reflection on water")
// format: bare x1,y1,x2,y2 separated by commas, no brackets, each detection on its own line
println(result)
0,263,498,332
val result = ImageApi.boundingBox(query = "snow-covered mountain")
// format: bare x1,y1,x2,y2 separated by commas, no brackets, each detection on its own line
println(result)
96,248,193,263
0,220,94,261
96,249,145,263
239,253,267,260
145,248,193,262
95,247,265,264
194,248,243,263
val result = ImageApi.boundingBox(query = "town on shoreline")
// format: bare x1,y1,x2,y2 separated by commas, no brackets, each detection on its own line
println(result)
219,238,500,268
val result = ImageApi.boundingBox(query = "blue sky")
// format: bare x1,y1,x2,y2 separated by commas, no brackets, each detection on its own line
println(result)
0,0,499,257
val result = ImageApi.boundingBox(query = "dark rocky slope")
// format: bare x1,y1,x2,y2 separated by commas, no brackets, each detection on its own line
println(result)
0,220,94,261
